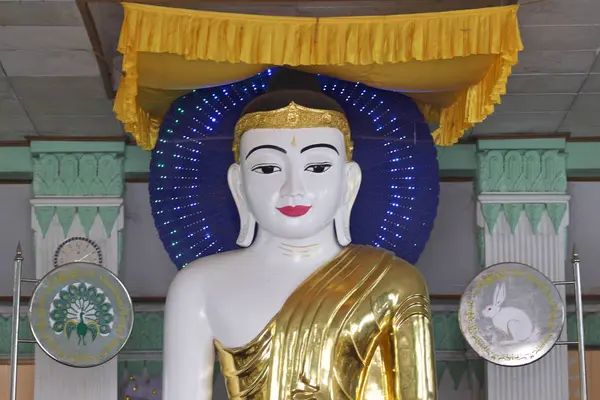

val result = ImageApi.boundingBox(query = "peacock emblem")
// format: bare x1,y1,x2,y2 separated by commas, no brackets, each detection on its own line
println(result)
48,282,114,346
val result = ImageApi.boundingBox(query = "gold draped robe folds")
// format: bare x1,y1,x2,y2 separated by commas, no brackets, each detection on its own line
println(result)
215,245,437,399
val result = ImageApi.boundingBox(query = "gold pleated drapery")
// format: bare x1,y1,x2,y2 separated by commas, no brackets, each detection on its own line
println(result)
114,3,523,150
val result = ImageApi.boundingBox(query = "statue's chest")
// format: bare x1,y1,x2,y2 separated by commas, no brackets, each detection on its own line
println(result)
205,265,312,348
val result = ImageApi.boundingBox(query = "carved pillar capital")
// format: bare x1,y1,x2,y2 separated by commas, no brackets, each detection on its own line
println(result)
31,152,124,197
476,143,569,237
476,148,567,194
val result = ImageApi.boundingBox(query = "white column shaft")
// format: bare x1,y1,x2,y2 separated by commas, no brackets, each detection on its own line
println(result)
32,199,124,400
478,195,569,400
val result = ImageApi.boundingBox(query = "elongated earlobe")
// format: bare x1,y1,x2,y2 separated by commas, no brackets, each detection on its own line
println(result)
334,162,362,246
227,164,256,247
334,208,351,246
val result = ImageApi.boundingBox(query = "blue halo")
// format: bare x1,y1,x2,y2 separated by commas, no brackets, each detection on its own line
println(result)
149,69,440,269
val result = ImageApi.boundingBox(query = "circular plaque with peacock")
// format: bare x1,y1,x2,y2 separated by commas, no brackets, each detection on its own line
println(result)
29,262,134,368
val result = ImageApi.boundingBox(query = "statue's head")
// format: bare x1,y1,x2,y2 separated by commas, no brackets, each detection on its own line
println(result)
228,69,362,247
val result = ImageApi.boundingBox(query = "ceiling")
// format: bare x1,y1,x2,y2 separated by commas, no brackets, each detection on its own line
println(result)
0,1,122,141
1,0,599,144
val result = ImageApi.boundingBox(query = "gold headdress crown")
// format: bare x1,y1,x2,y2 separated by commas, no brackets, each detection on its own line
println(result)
233,102,353,162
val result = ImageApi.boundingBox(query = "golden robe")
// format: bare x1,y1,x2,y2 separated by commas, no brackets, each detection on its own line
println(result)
214,245,437,399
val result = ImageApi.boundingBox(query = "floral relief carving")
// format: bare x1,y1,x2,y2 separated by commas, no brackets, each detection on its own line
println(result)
477,149,566,193
477,149,568,234
33,153,124,197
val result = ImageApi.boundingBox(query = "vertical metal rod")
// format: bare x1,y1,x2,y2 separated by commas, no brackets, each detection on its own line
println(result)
572,247,588,400
9,243,23,400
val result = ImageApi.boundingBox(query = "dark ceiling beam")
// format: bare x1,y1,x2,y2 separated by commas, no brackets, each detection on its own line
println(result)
77,0,117,99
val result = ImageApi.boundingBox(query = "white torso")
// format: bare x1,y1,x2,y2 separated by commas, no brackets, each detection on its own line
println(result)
162,229,344,400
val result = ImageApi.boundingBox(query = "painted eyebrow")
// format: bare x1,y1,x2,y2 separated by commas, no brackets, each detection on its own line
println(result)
300,143,340,155
245,145,287,159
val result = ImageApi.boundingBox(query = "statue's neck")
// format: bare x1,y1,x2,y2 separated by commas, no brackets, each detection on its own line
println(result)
250,224,343,262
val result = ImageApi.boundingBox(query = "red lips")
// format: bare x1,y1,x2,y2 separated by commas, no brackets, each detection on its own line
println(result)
277,206,312,217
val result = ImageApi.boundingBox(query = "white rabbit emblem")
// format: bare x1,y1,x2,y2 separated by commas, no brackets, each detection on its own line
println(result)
482,282,540,344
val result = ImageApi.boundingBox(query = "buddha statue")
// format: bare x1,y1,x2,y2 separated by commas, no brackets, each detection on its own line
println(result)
162,69,437,400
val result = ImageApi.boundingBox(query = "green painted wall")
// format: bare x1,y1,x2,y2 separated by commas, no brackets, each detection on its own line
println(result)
0,144,149,180
1,309,598,390
0,310,489,388
2,311,472,356
1,140,600,180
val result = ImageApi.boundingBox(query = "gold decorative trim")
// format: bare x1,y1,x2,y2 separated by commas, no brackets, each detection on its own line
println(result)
233,102,353,162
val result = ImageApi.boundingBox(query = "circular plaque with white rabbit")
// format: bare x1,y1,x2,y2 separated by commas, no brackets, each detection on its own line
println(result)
459,262,565,367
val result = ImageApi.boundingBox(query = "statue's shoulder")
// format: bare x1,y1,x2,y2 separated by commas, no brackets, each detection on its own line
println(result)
167,249,248,294
184,249,246,272
355,245,428,296
350,246,429,320
388,254,426,290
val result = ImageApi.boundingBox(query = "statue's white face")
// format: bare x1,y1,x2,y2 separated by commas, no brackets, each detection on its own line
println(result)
236,127,349,240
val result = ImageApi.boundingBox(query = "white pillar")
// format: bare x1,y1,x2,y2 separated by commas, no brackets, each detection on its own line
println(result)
476,140,570,400
29,143,125,400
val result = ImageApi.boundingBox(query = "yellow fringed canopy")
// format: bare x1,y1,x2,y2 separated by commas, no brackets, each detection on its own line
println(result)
115,2,523,150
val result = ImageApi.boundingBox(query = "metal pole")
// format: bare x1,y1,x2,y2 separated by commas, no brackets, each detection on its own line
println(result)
9,243,23,400
572,247,588,400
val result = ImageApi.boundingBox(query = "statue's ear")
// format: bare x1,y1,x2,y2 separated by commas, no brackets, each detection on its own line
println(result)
334,161,362,246
227,164,256,247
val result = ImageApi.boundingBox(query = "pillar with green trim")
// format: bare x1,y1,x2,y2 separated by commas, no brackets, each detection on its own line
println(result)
29,139,125,400
476,137,570,400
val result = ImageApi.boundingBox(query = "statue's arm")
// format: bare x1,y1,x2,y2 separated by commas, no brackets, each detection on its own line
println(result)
390,267,438,400
163,267,214,400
